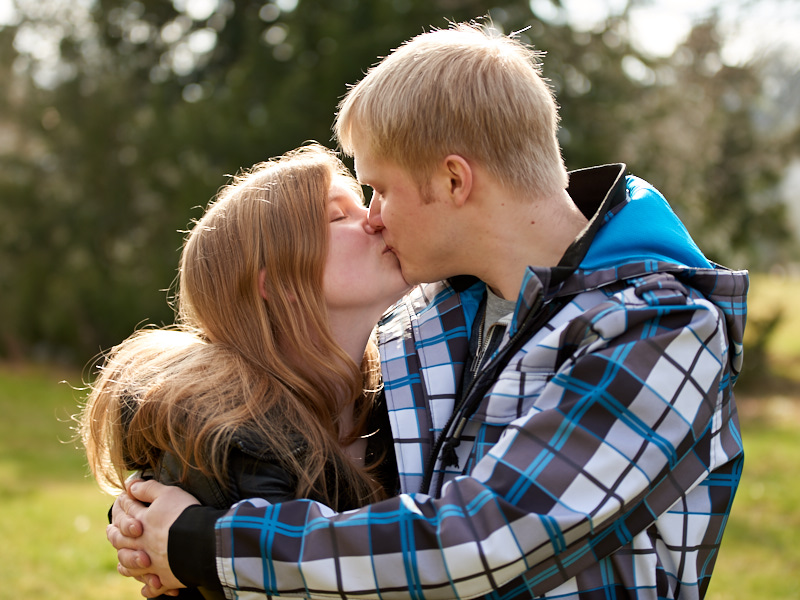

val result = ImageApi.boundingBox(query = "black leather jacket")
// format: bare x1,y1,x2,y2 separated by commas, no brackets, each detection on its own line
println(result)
146,440,302,600
142,395,398,600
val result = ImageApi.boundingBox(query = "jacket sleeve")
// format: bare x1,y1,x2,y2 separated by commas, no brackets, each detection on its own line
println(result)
208,291,740,599
167,448,297,589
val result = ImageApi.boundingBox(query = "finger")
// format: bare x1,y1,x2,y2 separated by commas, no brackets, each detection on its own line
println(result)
141,585,168,598
106,525,139,551
118,561,145,578
115,493,147,531
117,490,149,523
118,561,139,578
117,547,151,571
138,574,170,598
127,478,170,505
142,575,181,597
119,513,144,537
126,472,145,487
111,494,125,522
114,491,135,520
141,586,179,598
118,561,154,580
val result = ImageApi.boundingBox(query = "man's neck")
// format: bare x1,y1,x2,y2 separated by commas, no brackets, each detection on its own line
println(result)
472,188,588,300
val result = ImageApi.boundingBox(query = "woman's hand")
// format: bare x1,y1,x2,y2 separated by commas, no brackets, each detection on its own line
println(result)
108,478,199,597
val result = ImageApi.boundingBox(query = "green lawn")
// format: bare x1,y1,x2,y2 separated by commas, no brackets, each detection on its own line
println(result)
2,273,799,598
705,397,800,599
0,364,142,599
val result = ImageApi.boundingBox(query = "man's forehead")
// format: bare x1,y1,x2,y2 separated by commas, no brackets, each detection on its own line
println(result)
352,151,372,183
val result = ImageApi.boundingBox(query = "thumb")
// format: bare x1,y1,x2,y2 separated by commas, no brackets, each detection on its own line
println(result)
127,478,169,504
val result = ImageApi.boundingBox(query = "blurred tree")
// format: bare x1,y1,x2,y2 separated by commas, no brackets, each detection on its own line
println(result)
609,17,795,267
0,0,797,364
530,7,797,267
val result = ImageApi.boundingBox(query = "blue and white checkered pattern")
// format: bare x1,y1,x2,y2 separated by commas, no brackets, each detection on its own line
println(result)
213,175,748,600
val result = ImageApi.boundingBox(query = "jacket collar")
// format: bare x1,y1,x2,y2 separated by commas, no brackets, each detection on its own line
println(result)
550,163,628,286
510,164,628,333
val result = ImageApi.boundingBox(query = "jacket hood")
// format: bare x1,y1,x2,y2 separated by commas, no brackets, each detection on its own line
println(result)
572,174,748,371
580,176,713,272
511,168,749,380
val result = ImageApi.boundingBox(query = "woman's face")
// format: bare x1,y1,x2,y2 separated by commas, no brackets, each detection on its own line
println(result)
322,176,410,317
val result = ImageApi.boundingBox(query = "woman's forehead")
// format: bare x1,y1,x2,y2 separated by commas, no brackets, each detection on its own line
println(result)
328,175,362,203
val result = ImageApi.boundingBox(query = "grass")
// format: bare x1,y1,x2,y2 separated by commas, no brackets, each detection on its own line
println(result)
705,397,800,599
2,273,798,598
0,363,142,599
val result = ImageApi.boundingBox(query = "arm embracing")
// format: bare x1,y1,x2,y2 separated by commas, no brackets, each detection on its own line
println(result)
211,295,735,599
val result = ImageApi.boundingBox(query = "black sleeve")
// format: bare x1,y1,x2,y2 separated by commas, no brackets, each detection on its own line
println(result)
230,451,297,504
168,505,227,589
167,451,296,590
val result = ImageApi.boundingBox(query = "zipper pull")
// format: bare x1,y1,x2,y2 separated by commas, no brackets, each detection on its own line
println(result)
440,439,460,468
439,417,469,469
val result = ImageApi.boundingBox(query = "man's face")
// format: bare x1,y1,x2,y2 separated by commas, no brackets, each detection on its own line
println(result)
354,145,454,285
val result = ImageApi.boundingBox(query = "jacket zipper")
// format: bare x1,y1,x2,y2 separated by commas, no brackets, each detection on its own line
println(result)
419,294,545,495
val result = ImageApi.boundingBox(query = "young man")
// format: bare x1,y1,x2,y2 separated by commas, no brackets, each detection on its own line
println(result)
111,23,747,599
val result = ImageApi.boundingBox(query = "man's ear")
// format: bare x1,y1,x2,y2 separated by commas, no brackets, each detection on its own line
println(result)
442,154,473,208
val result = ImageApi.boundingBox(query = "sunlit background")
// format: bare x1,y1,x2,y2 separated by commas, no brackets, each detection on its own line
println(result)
1,1,799,597
0,0,800,364
1,0,799,364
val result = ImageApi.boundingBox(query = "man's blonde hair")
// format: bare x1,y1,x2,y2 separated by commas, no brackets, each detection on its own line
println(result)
335,22,568,198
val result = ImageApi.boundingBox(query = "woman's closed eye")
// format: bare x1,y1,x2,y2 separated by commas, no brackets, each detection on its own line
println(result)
327,205,347,221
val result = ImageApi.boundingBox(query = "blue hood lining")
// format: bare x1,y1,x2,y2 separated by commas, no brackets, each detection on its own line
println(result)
580,176,712,272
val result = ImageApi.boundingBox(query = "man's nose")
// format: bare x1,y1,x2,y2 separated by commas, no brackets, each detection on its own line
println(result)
366,196,384,233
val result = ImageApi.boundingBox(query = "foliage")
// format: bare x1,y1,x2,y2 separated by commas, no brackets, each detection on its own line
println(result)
738,272,800,390
0,0,799,364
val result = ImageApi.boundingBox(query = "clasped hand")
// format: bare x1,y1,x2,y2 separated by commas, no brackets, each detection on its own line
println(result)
108,478,199,597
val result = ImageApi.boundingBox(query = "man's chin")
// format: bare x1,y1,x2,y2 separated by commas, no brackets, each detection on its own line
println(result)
399,268,420,287
399,263,449,287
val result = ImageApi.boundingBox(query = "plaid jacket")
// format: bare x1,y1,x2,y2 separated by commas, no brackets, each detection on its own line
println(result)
214,166,748,599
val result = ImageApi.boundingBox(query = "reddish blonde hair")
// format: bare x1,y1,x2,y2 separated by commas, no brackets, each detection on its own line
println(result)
81,144,385,509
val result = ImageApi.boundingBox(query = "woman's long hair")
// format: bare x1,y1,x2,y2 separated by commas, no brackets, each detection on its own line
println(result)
80,144,386,509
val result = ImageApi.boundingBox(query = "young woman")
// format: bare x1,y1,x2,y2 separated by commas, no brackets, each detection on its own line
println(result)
79,144,410,599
